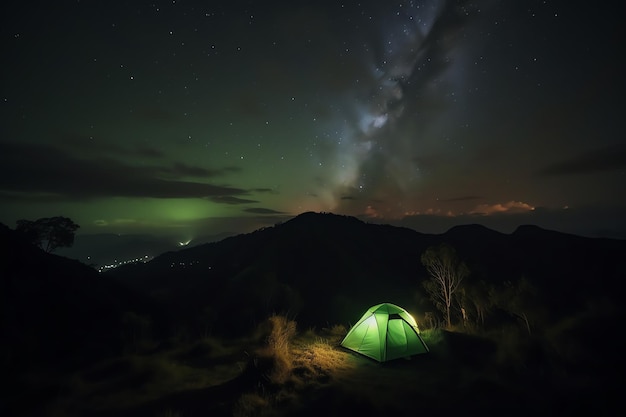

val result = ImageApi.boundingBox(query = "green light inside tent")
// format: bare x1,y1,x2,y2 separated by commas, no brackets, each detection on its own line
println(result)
340,303,429,362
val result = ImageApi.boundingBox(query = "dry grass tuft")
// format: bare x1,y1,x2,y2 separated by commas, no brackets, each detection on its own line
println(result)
258,314,297,385
296,338,353,376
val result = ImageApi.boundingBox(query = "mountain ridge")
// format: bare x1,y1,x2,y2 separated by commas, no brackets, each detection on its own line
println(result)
103,212,625,336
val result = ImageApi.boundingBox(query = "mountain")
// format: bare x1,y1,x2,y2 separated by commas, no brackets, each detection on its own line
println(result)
4,213,624,416
0,223,159,374
105,212,626,336
11,209,619,346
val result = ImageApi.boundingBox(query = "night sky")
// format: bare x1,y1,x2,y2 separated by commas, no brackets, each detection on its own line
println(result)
2,0,625,241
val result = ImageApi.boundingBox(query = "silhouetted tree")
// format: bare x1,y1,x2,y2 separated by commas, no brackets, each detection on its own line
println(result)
461,280,494,328
421,243,469,328
490,276,537,335
454,287,471,329
15,216,80,253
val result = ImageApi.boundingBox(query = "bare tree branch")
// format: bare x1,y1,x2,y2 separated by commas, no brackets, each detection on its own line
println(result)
421,243,469,328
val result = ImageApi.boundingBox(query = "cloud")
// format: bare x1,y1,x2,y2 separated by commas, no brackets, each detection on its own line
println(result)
403,208,455,217
58,133,165,158
135,147,165,158
363,205,382,218
469,201,535,216
0,141,249,201
160,163,240,178
538,144,626,176
243,208,286,214
0,191,67,203
208,196,259,205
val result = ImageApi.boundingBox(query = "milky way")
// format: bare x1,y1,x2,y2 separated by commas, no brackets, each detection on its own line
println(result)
318,1,477,217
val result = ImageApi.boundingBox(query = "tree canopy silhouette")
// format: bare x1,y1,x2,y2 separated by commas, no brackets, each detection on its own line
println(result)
15,216,80,253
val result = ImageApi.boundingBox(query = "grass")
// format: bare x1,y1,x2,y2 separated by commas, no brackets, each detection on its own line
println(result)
12,314,616,417
37,336,250,417
232,392,270,417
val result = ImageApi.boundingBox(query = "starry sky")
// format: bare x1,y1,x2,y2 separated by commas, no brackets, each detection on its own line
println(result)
1,0,625,241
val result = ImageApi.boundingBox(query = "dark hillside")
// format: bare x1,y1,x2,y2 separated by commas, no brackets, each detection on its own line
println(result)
107,212,438,335
0,223,158,372
106,212,626,338
426,223,625,316
508,225,624,313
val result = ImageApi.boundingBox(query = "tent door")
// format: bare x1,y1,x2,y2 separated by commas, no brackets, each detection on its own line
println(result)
386,318,409,360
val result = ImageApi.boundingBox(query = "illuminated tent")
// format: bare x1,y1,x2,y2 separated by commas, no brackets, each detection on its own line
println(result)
341,303,429,362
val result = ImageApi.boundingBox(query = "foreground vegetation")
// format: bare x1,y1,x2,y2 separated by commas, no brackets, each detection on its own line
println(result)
10,308,617,417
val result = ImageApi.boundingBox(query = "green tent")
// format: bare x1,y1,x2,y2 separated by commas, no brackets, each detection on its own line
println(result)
341,303,429,362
